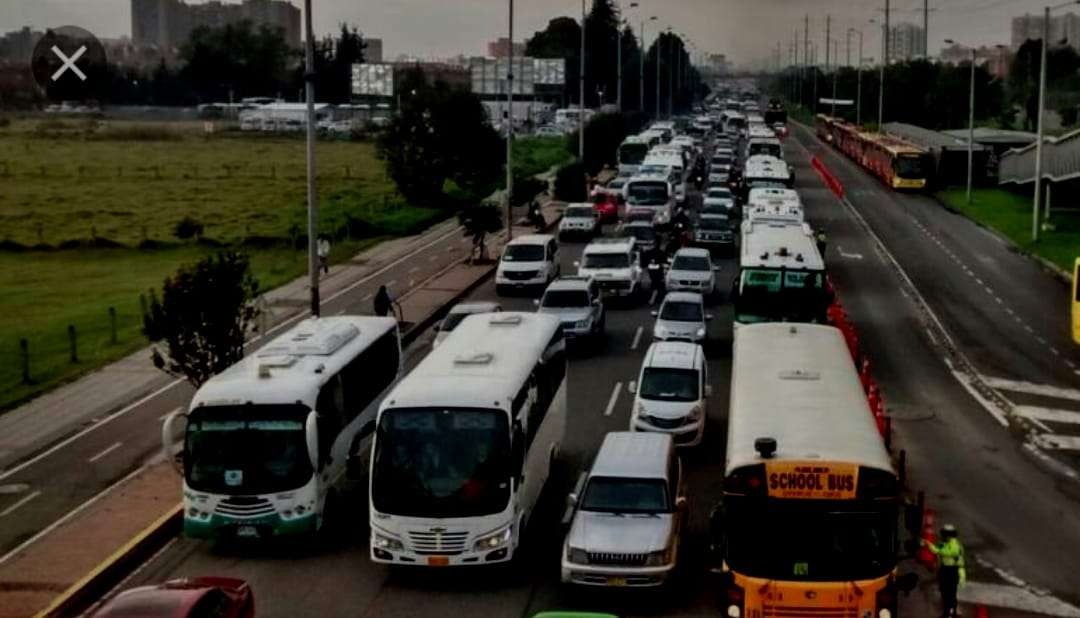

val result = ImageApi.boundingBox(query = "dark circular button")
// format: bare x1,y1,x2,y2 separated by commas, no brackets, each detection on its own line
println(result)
30,26,108,103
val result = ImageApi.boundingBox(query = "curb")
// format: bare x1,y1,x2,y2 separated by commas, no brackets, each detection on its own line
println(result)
34,504,183,618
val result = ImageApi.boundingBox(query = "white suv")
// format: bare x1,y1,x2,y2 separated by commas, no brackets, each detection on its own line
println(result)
576,238,643,299
558,203,600,241
629,341,710,447
495,234,560,295
666,247,717,296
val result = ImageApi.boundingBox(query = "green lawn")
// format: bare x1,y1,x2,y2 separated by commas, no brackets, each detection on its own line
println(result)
936,187,1080,273
512,136,573,179
0,118,449,411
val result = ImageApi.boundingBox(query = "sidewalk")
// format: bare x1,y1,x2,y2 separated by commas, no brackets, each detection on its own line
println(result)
0,204,563,618
0,218,464,473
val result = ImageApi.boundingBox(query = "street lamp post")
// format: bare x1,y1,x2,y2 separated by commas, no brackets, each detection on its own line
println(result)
849,28,864,126
640,16,656,113
506,0,514,240
667,28,674,119
302,0,319,316
1033,1,1080,241
621,2,638,114
579,0,585,161
945,39,976,205
655,28,661,118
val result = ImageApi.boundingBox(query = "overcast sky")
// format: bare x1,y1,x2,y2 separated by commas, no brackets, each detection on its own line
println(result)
2,0,1063,65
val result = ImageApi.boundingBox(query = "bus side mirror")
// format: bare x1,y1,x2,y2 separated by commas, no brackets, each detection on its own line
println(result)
161,409,188,476
305,411,320,472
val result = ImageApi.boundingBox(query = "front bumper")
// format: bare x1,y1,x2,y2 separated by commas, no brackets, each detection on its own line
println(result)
184,511,315,539
595,279,635,296
632,415,704,447
371,543,513,566
665,279,715,295
561,558,675,587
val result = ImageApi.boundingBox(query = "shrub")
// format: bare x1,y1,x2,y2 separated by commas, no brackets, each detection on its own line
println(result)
511,175,547,207
174,216,204,240
554,161,587,203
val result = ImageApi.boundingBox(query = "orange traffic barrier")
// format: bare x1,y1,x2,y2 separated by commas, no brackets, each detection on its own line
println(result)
868,384,882,414
917,507,938,567
859,358,873,392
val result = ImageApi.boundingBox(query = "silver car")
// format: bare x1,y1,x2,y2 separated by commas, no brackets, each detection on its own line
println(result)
561,432,685,587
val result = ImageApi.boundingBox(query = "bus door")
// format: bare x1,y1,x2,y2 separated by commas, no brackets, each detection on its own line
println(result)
1072,258,1080,345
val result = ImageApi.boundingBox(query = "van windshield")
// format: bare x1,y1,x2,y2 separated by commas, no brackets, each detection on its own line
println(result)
503,244,545,262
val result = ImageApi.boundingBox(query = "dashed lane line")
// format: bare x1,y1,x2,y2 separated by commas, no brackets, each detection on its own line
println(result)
87,442,123,464
604,382,623,417
631,326,644,351
0,490,41,518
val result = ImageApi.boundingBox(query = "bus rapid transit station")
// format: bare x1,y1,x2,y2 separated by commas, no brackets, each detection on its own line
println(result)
162,316,402,540
368,312,567,567
714,323,913,618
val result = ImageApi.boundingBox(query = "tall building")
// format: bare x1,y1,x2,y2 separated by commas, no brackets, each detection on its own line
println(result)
131,0,300,51
889,22,926,61
1010,12,1080,50
487,37,525,58
940,43,1011,79
0,27,43,63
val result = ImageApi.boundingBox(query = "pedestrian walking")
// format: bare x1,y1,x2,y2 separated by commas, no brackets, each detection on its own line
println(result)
924,523,966,618
373,285,393,318
815,228,828,259
317,235,331,275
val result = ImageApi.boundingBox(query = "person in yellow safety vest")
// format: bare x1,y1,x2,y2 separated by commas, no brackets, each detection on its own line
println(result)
923,523,966,618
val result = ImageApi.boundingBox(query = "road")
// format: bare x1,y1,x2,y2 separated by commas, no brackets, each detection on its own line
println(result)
113,136,1080,617
0,224,479,558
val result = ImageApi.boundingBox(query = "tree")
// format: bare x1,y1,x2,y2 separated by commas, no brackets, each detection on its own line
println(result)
459,204,503,263
180,21,294,101
526,17,582,104
143,252,260,389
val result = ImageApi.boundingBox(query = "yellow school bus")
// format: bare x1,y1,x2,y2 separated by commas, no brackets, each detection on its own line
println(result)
714,323,912,617
1072,258,1080,345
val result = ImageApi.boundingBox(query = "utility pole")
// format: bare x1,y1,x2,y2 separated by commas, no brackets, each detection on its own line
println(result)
506,0,514,240
302,0,319,317
924,0,929,58
655,30,661,118
846,29,852,67
812,42,818,113
879,0,889,130
668,31,675,118
831,40,838,117
804,15,810,108
616,23,623,112
796,27,802,106
579,0,585,161
1033,5,1049,241
639,18,647,112
966,46,975,204
826,15,831,73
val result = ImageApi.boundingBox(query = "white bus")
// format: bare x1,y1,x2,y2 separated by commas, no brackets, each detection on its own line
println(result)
734,221,828,326
714,323,903,617
617,135,651,175
162,316,401,540
368,312,567,566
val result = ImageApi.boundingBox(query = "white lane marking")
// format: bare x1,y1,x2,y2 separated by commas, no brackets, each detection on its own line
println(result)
1067,360,1077,369
837,247,863,260
335,308,347,315
630,326,644,350
87,442,123,463
604,382,623,417
157,407,182,422
993,296,1003,304
429,254,439,262
361,293,373,302
648,290,659,305
0,490,41,518
950,368,1009,427
1051,348,1061,357
980,376,1080,403
0,465,146,566
958,581,1080,617
1023,324,1034,333
974,277,984,285
1036,336,1047,345
407,266,420,274
1005,306,1015,315
385,279,397,288
1016,405,1080,426
1033,433,1080,452
984,286,994,295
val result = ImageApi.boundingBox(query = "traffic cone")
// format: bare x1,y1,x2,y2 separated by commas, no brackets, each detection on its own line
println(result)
975,605,989,618
917,508,938,567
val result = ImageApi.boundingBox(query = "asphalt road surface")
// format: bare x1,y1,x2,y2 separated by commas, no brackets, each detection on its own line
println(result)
99,132,1080,616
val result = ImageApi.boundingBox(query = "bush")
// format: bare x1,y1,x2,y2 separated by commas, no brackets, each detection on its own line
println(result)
174,216,204,240
565,112,630,176
554,161,587,202
511,175,547,207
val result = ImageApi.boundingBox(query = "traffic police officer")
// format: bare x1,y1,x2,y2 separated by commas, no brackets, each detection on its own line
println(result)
924,523,966,617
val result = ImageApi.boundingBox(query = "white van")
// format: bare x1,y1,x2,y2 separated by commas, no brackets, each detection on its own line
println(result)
629,341,711,447
495,234,560,295
625,174,674,225
576,237,642,298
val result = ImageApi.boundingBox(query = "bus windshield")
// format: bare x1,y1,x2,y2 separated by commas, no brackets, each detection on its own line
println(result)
619,142,649,166
737,269,828,323
371,408,511,518
626,181,669,206
725,500,896,581
893,156,926,179
184,404,313,495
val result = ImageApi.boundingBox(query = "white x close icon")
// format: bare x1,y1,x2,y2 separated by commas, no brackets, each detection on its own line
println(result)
51,45,88,82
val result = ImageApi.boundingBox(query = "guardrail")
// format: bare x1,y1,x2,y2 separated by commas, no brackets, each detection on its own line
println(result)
999,128,1080,185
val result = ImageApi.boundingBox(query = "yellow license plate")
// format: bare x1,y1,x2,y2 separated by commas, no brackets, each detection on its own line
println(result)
607,577,627,587
427,556,450,567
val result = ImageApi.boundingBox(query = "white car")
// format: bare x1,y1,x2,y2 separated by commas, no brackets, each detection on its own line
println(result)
577,238,643,298
558,203,600,241
434,302,501,347
495,234,560,296
703,187,736,213
652,292,711,343
629,341,711,447
665,248,717,296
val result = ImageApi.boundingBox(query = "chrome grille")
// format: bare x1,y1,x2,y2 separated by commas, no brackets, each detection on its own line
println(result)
407,530,469,555
503,270,538,281
586,551,648,566
644,415,685,429
214,496,275,519
762,606,858,617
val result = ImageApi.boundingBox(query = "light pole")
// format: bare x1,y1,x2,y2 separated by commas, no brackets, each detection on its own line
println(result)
620,2,638,114
302,0,319,316
655,28,662,118
640,15,656,113
506,0,514,240
1033,0,1080,241
849,28,864,126
945,39,976,205
579,0,585,161
667,28,674,119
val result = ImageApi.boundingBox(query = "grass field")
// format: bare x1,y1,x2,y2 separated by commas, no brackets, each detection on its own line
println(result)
512,136,573,179
936,187,1080,273
0,118,448,411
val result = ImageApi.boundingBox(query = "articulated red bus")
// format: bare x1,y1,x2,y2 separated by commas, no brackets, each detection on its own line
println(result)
816,115,931,191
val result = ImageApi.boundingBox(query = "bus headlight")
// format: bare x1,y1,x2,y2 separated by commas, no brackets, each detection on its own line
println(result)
372,532,403,551
474,526,512,551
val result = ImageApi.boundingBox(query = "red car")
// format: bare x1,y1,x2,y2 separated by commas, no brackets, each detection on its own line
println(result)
92,577,254,618
590,191,619,223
